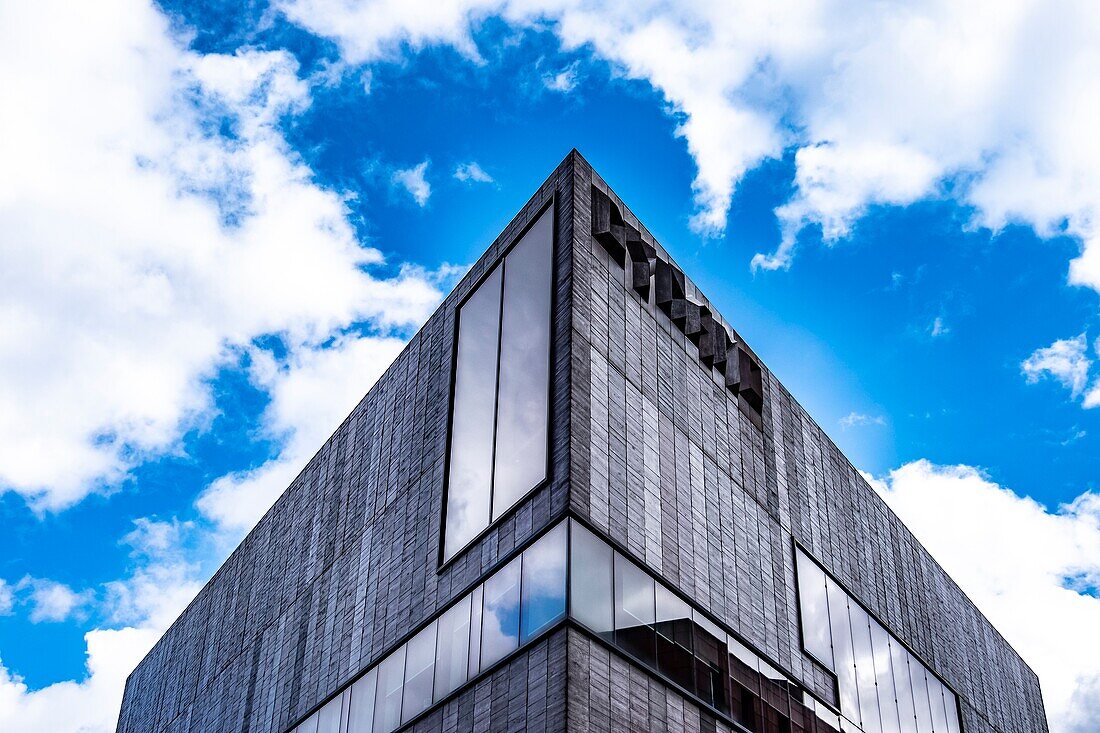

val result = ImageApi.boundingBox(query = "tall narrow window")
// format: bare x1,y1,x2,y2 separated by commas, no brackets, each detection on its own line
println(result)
434,595,472,701
480,557,521,668
444,206,554,560
569,521,614,636
519,522,567,643
614,553,656,666
796,549,833,668
373,647,406,733
401,622,437,723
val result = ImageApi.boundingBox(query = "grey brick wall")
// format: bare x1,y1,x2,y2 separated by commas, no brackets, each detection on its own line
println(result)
117,151,1046,733
566,153,1047,733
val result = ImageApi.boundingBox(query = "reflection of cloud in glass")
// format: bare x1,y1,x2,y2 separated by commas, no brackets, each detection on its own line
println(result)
480,558,520,667
520,523,567,641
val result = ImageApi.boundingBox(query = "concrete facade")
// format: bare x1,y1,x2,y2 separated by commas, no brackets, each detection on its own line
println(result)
116,152,1047,733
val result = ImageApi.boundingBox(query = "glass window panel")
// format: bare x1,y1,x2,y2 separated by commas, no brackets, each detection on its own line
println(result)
910,655,934,733
480,557,521,668
727,635,760,730
373,647,406,733
928,677,950,733
691,608,729,713
943,688,961,733
890,638,917,733
444,266,503,560
654,584,694,691
796,551,834,670
850,603,882,733
468,585,483,677
827,580,859,724
870,620,901,733
434,594,472,701
569,521,613,635
613,553,656,666
347,667,377,733
298,714,319,733
520,522,567,643
401,621,437,723
317,692,345,733
491,208,554,518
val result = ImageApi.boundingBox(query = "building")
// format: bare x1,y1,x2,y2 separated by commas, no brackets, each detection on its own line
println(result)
116,151,1048,733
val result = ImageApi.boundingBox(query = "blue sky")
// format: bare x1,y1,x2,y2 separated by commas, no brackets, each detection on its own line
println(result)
2,1,1100,731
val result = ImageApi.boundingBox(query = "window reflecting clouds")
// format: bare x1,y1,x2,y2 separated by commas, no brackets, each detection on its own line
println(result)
444,205,554,560
401,622,436,723
481,557,521,667
520,522,567,643
434,595,471,701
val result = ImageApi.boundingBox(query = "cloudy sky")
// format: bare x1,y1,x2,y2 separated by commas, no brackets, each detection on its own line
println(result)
1,1,1099,731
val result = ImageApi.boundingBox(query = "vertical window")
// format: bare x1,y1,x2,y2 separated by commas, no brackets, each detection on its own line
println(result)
654,585,694,691
795,550,834,668
317,692,346,733
943,689,961,733
373,647,406,733
692,610,729,713
520,522,567,643
928,677,950,733
614,553,656,665
401,622,437,723
726,635,761,730
910,656,934,733
347,667,377,733
491,209,554,516
891,640,918,733
297,714,318,733
569,521,613,635
434,595,472,701
480,557,521,668
444,207,554,560
445,267,502,558
850,603,882,733
870,620,901,733
467,585,483,677
827,581,860,722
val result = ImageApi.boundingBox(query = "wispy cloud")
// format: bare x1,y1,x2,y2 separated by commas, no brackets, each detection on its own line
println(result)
453,161,494,184
929,316,950,338
542,61,579,93
0,579,12,617
392,160,432,206
839,411,886,429
15,577,94,624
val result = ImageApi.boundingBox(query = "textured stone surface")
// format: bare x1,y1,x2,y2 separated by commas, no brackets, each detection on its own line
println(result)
117,151,1046,733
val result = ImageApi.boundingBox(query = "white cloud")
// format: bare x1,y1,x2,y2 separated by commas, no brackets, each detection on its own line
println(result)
839,412,885,429
0,0,445,512
1022,333,1093,400
393,160,432,206
16,578,94,624
0,518,204,733
0,581,12,617
929,316,949,338
277,0,1100,289
453,161,494,184
870,460,1100,732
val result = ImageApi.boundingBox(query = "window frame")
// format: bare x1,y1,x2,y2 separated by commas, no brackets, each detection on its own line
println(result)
438,196,558,568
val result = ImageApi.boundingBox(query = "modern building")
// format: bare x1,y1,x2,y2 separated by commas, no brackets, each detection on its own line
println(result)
116,151,1048,733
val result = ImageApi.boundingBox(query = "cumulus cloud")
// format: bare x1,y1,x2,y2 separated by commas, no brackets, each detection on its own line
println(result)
1022,333,1097,405
393,160,432,206
0,517,204,733
453,161,494,184
870,461,1100,732
0,0,445,512
277,0,1100,289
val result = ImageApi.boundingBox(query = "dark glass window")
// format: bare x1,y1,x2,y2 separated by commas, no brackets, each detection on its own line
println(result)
492,209,554,517
654,584,694,691
569,521,613,635
613,553,656,665
401,622,437,723
434,594,471,701
480,557,521,668
347,667,377,733
520,522,567,643
444,266,502,559
796,550,834,668
373,647,405,733
692,610,729,713
444,206,554,560
726,635,762,730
